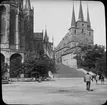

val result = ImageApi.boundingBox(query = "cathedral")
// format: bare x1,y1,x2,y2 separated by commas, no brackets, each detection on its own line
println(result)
55,1,94,68
0,0,53,77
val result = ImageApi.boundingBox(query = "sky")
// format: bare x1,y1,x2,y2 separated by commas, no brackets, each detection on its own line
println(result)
31,0,106,47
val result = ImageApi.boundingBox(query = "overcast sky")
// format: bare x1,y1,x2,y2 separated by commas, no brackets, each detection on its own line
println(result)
31,0,106,47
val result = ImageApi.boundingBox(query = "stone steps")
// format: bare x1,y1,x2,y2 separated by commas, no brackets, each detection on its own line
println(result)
55,63,86,78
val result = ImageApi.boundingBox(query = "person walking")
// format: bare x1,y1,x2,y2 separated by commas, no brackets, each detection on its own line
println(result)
95,74,99,84
100,74,104,85
84,72,92,91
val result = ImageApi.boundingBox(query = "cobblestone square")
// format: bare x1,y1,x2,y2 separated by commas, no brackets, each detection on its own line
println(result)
2,78,107,105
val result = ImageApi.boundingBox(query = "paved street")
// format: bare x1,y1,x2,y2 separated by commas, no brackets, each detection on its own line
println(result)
2,78,107,105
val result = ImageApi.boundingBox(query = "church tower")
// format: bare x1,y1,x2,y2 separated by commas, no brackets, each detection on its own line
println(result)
0,0,25,76
68,1,93,47
55,1,94,64
23,0,34,51
0,0,34,76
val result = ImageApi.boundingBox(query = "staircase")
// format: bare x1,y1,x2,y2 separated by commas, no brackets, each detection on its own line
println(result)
55,63,86,78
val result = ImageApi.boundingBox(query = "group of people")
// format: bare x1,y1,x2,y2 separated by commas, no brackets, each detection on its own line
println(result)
84,72,105,91
31,71,54,82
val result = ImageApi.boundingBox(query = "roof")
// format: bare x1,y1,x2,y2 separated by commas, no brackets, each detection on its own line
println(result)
33,33,43,40
62,46,81,56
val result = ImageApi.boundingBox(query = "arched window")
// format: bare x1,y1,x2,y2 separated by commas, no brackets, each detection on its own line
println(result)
0,5,6,43
74,30,76,34
82,29,84,34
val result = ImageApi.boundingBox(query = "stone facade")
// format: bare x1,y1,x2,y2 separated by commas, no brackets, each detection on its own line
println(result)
0,0,53,77
55,1,94,68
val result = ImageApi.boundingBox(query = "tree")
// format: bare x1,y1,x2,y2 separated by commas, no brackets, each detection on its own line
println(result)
95,52,107,77
22,51,39,77
22,51,56,78
75,44,106,76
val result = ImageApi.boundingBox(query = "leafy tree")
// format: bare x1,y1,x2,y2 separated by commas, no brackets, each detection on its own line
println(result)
10,56,22,78
75,44,106,76
22,51,56,77
9,48,56,78
95,52,107,77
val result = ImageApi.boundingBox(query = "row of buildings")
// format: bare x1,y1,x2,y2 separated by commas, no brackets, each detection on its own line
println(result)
0,0,54,76
55,1,94,69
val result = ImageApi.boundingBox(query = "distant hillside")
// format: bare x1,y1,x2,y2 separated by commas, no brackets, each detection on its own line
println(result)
55,63,86,78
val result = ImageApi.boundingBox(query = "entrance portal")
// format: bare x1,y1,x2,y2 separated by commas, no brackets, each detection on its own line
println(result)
0,53,5,76
10,53,22,78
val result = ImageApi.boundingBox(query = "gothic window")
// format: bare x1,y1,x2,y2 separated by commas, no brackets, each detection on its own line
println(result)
82,29,84,34
9,9,16,45
82,23,84,27
0,5,6,43
74,30,76,34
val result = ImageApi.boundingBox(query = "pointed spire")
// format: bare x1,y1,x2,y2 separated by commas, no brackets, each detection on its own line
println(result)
25,0,31,10
44,25,49,42
17,0,23,10
45,25,47,36
52,36,54,50
78,0,84,21
71,1,76,27
52,36,54,44
87,5,91,28
23,0,31,16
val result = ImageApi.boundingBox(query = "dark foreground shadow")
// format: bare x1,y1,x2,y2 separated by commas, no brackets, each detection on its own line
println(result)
102,100,107,105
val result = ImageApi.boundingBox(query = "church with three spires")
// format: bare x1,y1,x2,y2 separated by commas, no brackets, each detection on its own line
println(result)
55,1,94,68
0,0,53,77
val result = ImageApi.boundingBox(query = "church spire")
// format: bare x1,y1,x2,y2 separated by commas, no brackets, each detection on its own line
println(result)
87,5,91,28
24,0,31,16
44,26,49,42
25,0,31,10
52,36,54,50
71,1,76,27
78,0,84,21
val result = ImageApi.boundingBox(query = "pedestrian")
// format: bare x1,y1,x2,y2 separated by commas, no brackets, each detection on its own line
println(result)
95,74,99,84
84,72,92,91
100,74,104,85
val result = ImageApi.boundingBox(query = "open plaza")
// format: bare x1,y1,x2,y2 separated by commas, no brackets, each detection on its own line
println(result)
1,0,106,105
2,78,107,105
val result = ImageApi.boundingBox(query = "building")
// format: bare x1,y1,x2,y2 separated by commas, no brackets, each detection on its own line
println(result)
0,0,53,77
55,1,94,68
33,29,54,59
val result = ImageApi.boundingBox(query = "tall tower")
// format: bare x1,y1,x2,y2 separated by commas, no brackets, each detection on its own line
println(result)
55,1,94,64
75,1,93,45
23,0,34,51
0,0,25,74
